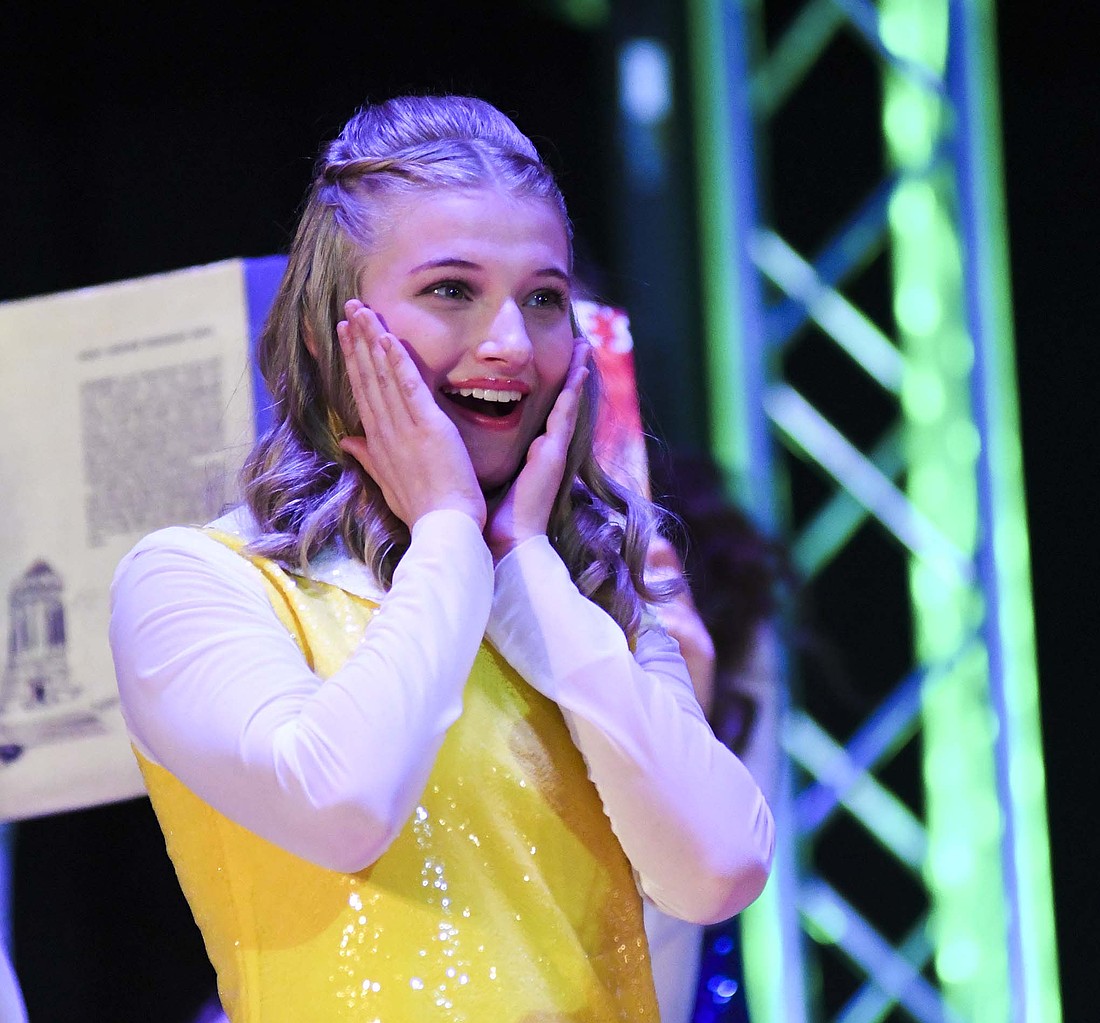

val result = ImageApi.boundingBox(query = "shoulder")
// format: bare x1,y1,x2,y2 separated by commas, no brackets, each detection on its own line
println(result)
115,505,259,574
111,517,267,611
108,519,286,672
115,523,245,570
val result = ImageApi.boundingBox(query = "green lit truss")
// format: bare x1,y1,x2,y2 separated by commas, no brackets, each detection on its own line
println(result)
685,1,1059,1020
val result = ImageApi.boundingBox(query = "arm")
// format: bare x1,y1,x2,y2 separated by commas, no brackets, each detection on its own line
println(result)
109,509,493,873
486,537,775,925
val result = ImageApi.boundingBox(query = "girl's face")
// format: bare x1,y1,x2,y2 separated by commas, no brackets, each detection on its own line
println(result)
356,187,575,493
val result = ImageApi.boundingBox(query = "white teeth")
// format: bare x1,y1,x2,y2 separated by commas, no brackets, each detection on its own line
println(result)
450,387,522,402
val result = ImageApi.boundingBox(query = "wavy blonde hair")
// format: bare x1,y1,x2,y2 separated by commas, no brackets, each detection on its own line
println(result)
241,95,670,638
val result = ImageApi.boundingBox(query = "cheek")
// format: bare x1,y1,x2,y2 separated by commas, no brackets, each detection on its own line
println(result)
391,317,449,386
540,334,575,389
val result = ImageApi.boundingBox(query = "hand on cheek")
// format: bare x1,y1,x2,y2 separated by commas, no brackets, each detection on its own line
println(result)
485,338,590,562
336,300,487,530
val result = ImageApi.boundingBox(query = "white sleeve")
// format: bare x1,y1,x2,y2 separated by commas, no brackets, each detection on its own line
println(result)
485,536,775,925
109,509,494,873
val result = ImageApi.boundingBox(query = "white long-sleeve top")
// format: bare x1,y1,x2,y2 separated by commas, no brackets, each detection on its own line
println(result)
109,507,774,925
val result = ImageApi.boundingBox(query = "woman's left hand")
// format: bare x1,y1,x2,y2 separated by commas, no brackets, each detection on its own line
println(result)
484,339,590,561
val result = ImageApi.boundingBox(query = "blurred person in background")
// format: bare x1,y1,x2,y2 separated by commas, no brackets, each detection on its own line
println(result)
645,449,794,1023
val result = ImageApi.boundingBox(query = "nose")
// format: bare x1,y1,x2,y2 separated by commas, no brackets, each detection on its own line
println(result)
476,299,533,368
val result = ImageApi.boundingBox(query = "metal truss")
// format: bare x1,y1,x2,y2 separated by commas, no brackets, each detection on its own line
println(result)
684,1,1059,1020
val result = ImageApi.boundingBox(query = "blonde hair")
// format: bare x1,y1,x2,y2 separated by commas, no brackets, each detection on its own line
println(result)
241,95,669,638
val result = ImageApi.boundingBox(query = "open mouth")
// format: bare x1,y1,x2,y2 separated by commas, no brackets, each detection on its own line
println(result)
443,386,524,419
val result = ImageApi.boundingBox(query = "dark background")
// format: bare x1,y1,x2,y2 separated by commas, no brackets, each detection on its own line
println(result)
2,2,1093,1020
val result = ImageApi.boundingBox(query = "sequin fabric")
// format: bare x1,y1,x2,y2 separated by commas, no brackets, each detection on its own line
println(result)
136,532,658,1021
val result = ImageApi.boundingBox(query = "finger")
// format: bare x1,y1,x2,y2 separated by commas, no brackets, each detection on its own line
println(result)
352,307,407,402
343,305,449,431
542,339,591,435
340,324,387,441
345,307,463,459
348,304,391,365
568,336,593,382
556,339,592,414
543,358,589,444
556,337,592,405
338,435,372,468
347,307,403,430
336,318,372,432
378,334,442,426
340,308,407,451
339,298,371,379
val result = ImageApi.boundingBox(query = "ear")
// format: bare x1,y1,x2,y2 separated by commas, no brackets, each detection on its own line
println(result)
303,324,320,360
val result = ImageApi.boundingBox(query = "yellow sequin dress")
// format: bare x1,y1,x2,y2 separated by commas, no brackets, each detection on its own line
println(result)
136,532,659,1022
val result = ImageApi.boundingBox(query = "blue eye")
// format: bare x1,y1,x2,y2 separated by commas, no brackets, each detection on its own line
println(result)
524,289,566,310
428,281,470,301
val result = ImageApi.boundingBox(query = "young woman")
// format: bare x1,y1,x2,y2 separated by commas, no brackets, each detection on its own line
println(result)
109,94,774,1022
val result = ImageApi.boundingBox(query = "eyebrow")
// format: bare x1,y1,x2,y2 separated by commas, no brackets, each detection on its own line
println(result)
408,258,482,274
408,257,570,282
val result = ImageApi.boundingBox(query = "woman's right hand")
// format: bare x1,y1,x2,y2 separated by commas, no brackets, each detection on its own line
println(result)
336,300,486,530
